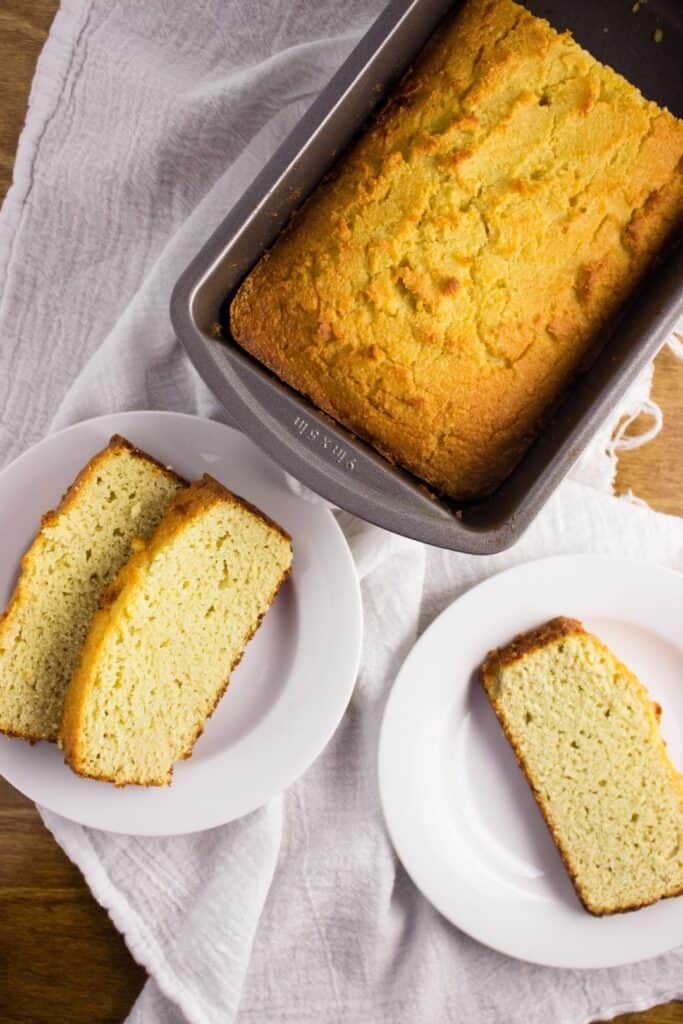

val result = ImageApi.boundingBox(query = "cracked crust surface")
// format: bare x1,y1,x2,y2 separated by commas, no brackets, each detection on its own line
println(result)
230,0,683,500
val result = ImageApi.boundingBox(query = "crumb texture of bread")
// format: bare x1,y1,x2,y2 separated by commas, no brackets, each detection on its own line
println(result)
0,438,184,742
60,475,293,787
481,617,683,915
230,0,683,500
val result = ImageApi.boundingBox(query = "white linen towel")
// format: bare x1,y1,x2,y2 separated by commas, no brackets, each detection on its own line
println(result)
1,2,683,1022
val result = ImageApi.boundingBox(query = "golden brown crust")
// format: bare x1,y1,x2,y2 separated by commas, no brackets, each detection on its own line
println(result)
60,474,293,785
480,617,683,915
481,616,585,672
172,474,292,545
230,0,683,501
0,436,185,743
37,437,185,539
105,435,188,489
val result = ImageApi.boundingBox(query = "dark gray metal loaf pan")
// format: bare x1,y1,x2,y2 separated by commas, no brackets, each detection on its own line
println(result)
171,0,683,554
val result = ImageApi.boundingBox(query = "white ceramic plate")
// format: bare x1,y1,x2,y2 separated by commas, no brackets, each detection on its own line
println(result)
0,411,362,835
379,554,683,969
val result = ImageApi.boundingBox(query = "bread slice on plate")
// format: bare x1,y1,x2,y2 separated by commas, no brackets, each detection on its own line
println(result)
481,617,683,915
60,475,293,786
0,436,184,742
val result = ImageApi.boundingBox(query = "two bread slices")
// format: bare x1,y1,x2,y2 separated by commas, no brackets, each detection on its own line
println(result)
0,437,292,785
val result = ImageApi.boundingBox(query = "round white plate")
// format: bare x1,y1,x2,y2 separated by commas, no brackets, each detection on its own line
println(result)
0,411,362,835
379,554,683,969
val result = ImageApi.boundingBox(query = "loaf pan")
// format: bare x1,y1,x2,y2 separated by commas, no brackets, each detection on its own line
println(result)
171,0,683,554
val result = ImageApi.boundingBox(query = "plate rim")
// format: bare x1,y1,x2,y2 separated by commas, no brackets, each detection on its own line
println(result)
0,410,362,835
378,553,683,969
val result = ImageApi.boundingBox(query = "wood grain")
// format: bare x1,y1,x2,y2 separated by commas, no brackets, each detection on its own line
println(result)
0,5,146,1022
0,1,57,201
0,2,682,1022
615,344,683,517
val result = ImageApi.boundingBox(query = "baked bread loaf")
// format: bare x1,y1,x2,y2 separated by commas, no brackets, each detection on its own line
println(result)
481,617,683,915
230,0,683,500
60,475,293,786
0,437,184,742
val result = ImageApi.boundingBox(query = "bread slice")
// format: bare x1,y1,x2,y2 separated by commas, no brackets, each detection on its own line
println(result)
481,617,683,915
60,475,293,786
0,437,185,742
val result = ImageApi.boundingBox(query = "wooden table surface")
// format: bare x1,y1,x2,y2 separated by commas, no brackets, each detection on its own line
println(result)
0,3,682,1022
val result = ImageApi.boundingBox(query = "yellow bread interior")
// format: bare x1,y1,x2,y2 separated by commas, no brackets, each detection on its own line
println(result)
60,475,293,786
481,618,683,915
0,438,184,742
231,0,683,500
